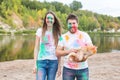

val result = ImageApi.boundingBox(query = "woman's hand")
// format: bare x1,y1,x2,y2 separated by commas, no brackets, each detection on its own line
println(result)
56,65,61,77
32,64,37,74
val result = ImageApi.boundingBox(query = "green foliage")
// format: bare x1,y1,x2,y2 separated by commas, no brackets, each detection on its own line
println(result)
55,12,67,30
70,0,82,11
78,15,89,30
0,30,10,34
22,29,36,34
51,1,72,14
0,0,120,32
0,30,6,33
118,17,120,21
21,0,43,10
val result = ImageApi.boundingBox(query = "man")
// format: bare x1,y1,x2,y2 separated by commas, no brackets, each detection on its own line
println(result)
56,13,96,80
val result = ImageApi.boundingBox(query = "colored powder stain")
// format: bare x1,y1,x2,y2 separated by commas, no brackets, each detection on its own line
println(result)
37,62,42,68
59,36,63,41
77,40,86,47
68,23,72,29
79,34,83,39
76,31,79,35
43,36,48,43
48,19,52,23
36,70,43,80
65,35,69,41
47,16,53,23
82,72,88,80
72,25,77,32
50,19,52,23
73,40,80,47
76,68,88,80
67,62,79,68
45,51,52,56
81,62,85,68
72,27,77,32
40,43,46,57
47,35,51,41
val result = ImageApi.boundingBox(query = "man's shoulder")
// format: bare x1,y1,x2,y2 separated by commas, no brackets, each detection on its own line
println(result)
79,30,88,35
62,31,69,36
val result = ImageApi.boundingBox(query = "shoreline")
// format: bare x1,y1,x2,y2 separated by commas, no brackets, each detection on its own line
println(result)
0,53,120,80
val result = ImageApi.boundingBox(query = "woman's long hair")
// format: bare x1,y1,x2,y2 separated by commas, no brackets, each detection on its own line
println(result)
42,11,61,47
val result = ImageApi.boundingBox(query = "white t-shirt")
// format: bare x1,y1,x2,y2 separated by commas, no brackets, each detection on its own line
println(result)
36,28,57,60
58,30,92,69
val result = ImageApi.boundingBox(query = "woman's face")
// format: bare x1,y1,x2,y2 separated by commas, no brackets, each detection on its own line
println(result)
46,13,54,27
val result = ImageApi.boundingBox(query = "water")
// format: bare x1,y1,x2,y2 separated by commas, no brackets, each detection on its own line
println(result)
90,34,120,53
0,35,35,62
0,34,120,62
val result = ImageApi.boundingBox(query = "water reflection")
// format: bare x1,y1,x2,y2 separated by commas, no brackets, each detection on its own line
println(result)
0,35,35,62
0,34,120,62
90,34,120,53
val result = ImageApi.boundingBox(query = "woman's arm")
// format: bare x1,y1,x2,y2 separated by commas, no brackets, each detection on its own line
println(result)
56,56,62,77
33,35,40,73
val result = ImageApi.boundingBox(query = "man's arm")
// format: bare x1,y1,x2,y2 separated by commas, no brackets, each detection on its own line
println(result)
56,46,77,57
56,46,69,57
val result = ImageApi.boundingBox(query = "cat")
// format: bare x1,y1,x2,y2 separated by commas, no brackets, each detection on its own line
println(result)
68,45,97,62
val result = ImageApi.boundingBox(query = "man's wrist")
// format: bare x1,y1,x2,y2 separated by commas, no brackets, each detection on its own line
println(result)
65,50,70,55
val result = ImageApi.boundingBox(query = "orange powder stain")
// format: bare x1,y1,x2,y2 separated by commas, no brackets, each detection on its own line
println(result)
65,35,69,41
79,34,83,39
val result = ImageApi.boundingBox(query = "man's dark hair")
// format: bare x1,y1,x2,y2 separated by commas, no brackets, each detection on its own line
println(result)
66,13,78,23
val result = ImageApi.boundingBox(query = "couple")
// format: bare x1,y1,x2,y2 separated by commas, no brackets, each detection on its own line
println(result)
33,11,96,80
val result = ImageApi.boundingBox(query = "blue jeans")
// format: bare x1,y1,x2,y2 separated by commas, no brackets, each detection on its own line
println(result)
36,60,58,80
63,67,89,80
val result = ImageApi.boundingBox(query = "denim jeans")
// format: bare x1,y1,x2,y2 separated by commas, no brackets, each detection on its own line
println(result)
36,60,58,80
63,67,89,80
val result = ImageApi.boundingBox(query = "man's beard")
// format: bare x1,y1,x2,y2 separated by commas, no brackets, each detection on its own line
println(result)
69,27,77,33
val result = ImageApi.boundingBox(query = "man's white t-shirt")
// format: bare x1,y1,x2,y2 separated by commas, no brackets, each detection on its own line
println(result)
58,30,92,69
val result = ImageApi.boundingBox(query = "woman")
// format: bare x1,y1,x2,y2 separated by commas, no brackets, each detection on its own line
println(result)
33,11,61,80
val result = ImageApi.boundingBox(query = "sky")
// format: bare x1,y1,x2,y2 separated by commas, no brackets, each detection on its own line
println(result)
39,0,120,17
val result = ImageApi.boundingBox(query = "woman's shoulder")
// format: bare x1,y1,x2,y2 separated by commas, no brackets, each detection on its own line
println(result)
36,28,42,37
36,28,42,32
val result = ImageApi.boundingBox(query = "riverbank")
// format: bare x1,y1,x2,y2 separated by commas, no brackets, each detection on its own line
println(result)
0,52,120,80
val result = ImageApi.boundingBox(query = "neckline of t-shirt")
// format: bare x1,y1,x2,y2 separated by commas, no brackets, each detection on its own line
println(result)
68,30,81,35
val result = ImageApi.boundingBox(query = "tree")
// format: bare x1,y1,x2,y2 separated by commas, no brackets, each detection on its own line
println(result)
70,0,82,11
87,17,100,31
118,17,120,21
51,1,71,14
101,23,105,31
78,15,88,31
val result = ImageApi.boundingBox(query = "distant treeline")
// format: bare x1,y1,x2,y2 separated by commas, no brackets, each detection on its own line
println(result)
0,0,120,32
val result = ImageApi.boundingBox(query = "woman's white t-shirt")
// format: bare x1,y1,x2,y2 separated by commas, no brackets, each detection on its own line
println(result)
36,28,57,60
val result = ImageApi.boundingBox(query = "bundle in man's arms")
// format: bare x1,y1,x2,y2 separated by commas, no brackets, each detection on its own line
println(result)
68,44,97,62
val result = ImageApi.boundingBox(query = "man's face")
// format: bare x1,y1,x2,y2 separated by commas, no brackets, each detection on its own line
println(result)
67,19,78,33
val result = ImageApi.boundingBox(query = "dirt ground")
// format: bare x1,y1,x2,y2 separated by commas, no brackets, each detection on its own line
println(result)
0,53,120,80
